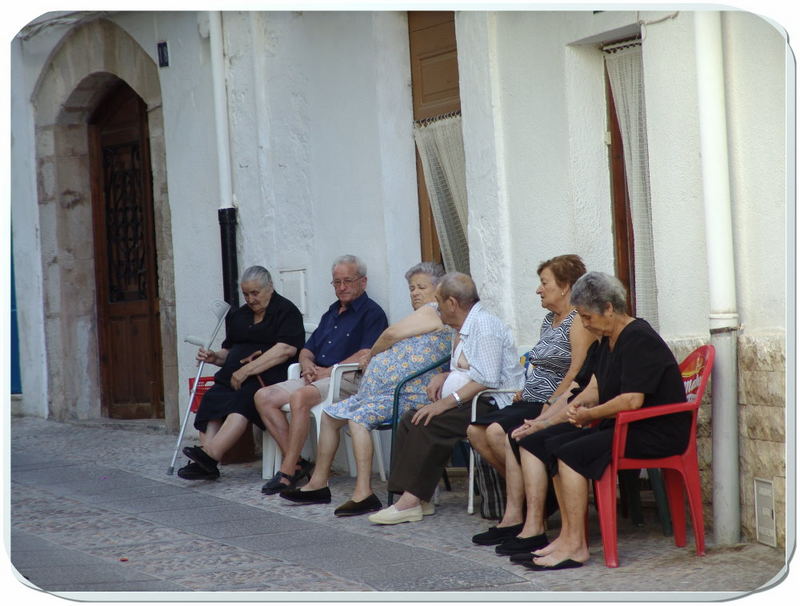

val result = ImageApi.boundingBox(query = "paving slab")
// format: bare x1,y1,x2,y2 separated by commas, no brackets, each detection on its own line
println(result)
7,415,790,599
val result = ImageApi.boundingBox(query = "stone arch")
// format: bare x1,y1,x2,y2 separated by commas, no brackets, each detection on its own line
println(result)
32,18,178,428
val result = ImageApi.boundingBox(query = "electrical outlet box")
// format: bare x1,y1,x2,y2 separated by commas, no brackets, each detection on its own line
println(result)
279,268,307,316
754,478,777,547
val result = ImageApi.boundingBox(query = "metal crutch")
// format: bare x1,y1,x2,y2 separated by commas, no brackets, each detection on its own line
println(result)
166,299,231,475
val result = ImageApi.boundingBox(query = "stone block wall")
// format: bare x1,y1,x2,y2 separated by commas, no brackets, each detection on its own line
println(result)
737,333,786,548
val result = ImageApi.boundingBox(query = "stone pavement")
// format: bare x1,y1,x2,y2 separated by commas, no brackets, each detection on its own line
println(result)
5,415,790,601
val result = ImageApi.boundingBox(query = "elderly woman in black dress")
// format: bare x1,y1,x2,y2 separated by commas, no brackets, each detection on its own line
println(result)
510,272,687,570
178,266,305,480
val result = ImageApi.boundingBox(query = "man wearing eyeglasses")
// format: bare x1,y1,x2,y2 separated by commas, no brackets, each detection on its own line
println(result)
256,254,388,495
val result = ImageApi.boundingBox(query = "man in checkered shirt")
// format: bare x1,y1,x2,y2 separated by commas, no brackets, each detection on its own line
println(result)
369,272,524,525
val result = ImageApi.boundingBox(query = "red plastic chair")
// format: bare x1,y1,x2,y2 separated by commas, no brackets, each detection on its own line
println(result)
593,344,715,568
188,376,216,412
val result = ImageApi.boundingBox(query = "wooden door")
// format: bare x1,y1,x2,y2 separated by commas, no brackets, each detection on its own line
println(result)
408,11,461,265
89,81,164,419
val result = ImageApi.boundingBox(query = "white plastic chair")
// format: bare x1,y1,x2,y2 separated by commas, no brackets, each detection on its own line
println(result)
466,388,519,514
261,361,359,479
465,345,530,513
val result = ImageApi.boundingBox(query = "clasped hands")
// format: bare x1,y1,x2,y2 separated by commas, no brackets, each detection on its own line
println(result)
566,401,592,428
300,359,334,384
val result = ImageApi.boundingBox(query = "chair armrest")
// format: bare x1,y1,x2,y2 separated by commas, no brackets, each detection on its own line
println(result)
316,363,360,406
615,400,699,426
611,400,699,460
288,361,358,383
470,389,519,423
330,363,360,386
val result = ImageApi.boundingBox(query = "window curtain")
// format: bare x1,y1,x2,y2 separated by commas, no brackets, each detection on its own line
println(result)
413,113,470,274
605,44,660,330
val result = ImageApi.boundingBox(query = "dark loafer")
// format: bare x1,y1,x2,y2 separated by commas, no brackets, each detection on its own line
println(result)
520,558,583,571
261,471,296,495
177,461,219,480
182,446,219,474
280,486,332,505
292,457,314,482
510,551,539,564
334,494,382,517
495,533,549,556
472,523,525,545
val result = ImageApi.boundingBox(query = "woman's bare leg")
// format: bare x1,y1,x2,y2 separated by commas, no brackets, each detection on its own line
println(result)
302,413,346,491
517,449,549,538
532,459,590,566
496,438,525,527
348,421,375,501
202,414,248,461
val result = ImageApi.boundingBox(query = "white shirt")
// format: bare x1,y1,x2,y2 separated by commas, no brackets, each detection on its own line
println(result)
453,301,524,409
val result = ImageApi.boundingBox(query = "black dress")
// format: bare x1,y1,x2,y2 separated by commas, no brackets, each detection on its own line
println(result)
193,292,305,432
518,319,687,480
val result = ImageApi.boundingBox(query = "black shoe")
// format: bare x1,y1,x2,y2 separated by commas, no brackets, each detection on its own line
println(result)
495,533,549,556
292,457,314,483
334,494,382,517
510,551,537,564
182,446,219,474
472,523,525,546
280,486,332,505
261,471,296,495
177,461,220,480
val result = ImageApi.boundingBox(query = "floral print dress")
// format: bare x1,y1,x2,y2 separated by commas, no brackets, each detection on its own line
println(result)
324,305,452,430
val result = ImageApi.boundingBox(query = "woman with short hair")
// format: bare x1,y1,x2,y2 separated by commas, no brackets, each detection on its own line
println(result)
178,265,305,481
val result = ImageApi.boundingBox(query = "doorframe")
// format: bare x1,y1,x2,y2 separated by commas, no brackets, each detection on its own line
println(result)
30,19,178,426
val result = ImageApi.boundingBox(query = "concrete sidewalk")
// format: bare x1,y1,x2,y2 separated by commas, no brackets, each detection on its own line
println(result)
6,415,788,600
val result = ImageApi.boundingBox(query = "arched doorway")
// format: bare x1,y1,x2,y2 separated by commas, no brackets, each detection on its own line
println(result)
89,81,164,418
31,19,178,427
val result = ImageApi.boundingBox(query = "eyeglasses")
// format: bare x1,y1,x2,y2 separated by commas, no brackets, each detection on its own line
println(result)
330,276,363,288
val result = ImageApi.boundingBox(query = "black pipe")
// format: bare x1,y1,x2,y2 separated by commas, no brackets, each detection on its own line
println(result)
218,207,239,320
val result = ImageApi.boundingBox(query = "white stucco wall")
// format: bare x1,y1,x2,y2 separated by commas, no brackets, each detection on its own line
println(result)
640,11,710,339
458,9,787,348
722,11,787,334
221,11,418,327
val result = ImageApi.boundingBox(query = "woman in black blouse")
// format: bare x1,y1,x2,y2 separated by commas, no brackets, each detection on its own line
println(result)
178,266,305,481
511,272,686,570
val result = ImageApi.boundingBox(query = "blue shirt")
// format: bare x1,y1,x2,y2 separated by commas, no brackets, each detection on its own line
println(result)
305,292,388,367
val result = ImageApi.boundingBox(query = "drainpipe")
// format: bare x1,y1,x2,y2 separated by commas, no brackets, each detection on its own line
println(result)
209,11,239,310
694,11,740,545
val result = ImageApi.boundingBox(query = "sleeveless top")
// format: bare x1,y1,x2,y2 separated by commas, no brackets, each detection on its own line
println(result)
520,309,576,402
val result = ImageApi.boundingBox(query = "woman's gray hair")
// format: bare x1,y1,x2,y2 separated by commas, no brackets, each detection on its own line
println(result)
570,271,627,314
437,272,479,307
332,254,367,277
405,261,446,285
240,265,273,289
